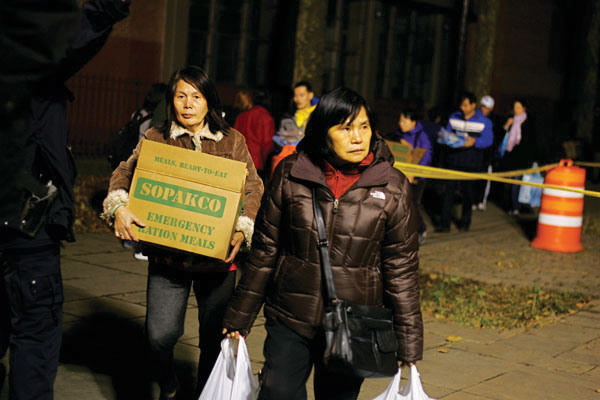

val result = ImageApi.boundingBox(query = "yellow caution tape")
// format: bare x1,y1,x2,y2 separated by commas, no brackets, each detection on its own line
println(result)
574,161,600,168
393,162,600,198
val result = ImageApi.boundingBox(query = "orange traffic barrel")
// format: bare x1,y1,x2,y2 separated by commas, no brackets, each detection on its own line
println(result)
531,159,585,252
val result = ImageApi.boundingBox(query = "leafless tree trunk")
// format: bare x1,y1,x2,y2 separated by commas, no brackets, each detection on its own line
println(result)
466,0,500,101
293,0,327,94
574,0,600,144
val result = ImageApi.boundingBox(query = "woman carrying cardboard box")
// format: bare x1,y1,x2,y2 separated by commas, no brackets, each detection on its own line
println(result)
102,66,264,400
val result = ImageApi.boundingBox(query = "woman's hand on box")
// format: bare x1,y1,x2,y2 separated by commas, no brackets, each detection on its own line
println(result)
224,231,245,263
114,206,145,242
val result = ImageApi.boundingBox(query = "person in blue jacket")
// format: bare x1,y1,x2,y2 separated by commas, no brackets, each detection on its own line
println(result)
386,107,432,243
437,92,493,232
0,1,130,398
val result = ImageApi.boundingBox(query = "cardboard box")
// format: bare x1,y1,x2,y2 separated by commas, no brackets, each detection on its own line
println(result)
384,139,426,165
127,140,247,260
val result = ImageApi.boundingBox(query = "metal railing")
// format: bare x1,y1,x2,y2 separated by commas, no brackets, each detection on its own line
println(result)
66,75,153,156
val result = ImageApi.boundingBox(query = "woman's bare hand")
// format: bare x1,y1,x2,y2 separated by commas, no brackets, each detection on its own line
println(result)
222,328,243,340
114,206,145,242
224,231,245,263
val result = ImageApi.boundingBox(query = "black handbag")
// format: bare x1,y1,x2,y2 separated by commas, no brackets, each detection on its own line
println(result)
312,188,398,378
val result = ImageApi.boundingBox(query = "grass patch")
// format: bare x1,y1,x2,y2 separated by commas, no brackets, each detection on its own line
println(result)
419,272,593,329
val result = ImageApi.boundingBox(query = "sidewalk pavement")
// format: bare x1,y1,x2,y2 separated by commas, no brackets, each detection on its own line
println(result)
1,203,599,399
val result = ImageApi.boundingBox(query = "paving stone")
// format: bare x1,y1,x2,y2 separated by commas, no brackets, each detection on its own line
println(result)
108,291,148,305
63,297,147,319
63,274,147,301
88,259,149,275
61,259,123,280
563,309,600,328
66,251,139,268
62,312,81,323
582,366,600,379
526,321,600,351
440,391,498,399
355,376,406,400
53,364,114,400
424,330,451,350
244,324,266,364
415,348,517,391
62,234,126,256
556,337,600,366
423,320,518,344
498,330,583,359
466,365,600,400
450,339,595,374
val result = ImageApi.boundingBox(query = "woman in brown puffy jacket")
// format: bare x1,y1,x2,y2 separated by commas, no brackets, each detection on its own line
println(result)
223,87,423,400
102,66,263,399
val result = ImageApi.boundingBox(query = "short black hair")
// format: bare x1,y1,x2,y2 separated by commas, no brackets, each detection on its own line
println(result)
293,81,313,93
143,83,168,110
297,87,375,165
513,98,528,110
162,65,230,136
459,91,477,105
398,106,420,122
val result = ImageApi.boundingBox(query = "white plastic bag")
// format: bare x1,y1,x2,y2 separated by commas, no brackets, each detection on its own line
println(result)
373,365,436,400
518,162,544,207
198,337,259,400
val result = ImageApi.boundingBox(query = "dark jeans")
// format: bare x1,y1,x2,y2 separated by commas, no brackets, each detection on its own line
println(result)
440,179,475,229
259,318,364,400
0,242,62,400
411,180,427,234
145,263,235,394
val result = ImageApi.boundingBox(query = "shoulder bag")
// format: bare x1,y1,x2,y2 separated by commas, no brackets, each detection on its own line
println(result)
312,188,398,378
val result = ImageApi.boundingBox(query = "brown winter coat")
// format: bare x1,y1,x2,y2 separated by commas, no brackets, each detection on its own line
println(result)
224,137,423,363
106,125,264,271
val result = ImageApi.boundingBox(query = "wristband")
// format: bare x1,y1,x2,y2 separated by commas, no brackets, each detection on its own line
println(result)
109,202,127,219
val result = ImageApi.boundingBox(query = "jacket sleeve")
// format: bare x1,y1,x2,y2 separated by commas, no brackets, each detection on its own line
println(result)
474,118,494,149
223,160,285,334
57,0,131,82
232,131,264,247
381,176,423,363
417,132,433,166
100,135,141,223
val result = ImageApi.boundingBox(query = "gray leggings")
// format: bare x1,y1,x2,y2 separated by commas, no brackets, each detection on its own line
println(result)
145,262,236,394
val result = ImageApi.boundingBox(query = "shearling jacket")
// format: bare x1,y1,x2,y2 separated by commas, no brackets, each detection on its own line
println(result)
103,123,264,270
224,136,424,363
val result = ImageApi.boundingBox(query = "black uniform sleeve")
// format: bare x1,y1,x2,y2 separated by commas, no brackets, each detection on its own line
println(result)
56,0,131,82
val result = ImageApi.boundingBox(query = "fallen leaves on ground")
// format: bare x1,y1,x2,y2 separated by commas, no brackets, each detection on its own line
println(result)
445,336,462,342
419,272,593,329
73,176,111,234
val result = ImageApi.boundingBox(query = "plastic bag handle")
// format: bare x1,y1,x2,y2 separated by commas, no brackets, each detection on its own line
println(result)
559,159,573,167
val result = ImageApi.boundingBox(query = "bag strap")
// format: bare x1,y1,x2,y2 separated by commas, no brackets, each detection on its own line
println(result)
312,187,338,303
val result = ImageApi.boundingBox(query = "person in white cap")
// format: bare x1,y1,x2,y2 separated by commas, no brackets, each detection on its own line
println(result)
474,95,496,210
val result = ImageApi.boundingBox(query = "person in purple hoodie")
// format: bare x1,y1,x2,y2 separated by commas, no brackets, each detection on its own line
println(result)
386,107,432,243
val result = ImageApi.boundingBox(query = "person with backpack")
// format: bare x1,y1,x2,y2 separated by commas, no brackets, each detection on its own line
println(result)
107,83,167,170
271,81,318,174
107,83,167,260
